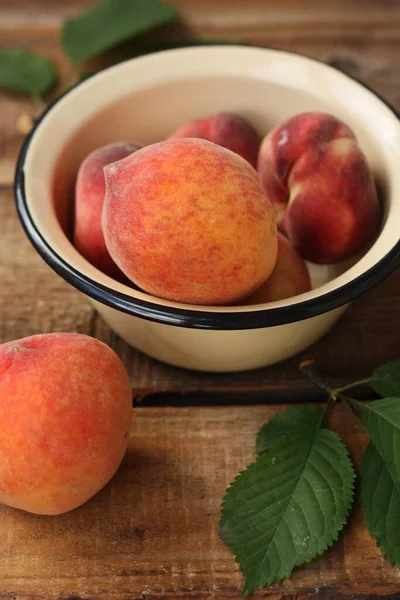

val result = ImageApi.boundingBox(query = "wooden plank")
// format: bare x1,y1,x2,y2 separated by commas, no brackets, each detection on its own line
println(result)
0,404,398,599
0,0,399,395
2,37,400,186
1,1,400,187
1,186,400,393
2,0,400,32
0,188,94,340
0,2,400,598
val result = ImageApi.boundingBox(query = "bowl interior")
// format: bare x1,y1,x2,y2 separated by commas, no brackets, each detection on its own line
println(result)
23,46,400,313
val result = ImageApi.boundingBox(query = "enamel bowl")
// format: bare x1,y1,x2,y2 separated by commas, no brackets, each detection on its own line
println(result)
15,46,400,372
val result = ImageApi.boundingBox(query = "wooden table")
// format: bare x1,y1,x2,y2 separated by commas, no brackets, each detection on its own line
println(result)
1,1,400,598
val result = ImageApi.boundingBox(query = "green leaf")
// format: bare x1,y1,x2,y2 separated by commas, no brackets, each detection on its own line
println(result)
370,361,400,397
256,406,321,454
361,442,400,565
220,410,355,596
0,48,56,95
361,397,400,488
61,0,179,65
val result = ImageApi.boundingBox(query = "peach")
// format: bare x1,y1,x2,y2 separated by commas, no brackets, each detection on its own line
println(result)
0,333,132,515
103,138,278,305
74,141,142,278
168,112,261,168
257,112,380,263
242,233,311,304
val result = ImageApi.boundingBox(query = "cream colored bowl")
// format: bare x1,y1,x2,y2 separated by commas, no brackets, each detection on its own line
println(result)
15,46,400,372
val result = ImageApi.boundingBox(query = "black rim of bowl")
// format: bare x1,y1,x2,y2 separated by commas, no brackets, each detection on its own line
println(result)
14,47,400,331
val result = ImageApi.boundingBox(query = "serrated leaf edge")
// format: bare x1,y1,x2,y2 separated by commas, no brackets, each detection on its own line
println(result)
361,442,400,566
220,431,355,595
362,398,400,494
247,439,355,591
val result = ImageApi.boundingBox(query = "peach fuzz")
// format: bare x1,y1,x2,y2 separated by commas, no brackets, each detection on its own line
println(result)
0,333,132,515
241,233,311,305
257,112,380,264
168,112,261,168
74,141,141,279
103,138,278,305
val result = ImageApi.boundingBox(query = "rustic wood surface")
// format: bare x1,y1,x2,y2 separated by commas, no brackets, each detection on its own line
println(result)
1,404,400,600
1,181,400,393
1,1,400,598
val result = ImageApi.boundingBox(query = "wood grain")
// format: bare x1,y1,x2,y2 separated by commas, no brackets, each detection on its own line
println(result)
2,0,400,32
1,2,400,597
0,189,94,342
2,184,400,394
0,403,399,600
2,1,400,186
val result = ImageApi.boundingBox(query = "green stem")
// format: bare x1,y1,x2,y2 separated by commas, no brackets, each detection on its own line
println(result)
318,393,337,427
299,360,365,426
298,361,338,426
334,379,370,395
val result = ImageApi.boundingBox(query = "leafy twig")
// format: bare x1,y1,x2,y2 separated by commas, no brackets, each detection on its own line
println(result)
220,358,400,596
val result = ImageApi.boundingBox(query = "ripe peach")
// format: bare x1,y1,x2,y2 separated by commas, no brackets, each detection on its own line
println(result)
168,112,261,168
103,138,277,305
242,233,311,304
74,141,141,278
257,112,380,263
0,333,132,515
